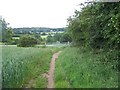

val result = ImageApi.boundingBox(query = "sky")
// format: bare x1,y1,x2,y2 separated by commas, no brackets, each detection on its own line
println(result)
0,0,87,28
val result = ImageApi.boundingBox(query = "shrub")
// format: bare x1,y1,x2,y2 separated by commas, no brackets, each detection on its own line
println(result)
18,35,38,47
60,33,72,43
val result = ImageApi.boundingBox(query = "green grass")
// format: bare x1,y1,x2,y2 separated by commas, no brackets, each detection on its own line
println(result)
35,76,47,88
55,47,118,88
0,42,4,45
12,37,20,39
41,35,48,39
2,46,60,88
0,45,2,88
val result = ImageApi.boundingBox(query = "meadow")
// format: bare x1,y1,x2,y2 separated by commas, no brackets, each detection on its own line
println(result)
55,47,118,88
0,45,2,89
2,45,118,88
2,45,60,88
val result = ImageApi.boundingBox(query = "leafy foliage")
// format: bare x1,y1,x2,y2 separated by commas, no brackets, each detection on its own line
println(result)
54,33,62,41
47,35,55,43
18,35,38,47
5,27,14,44
67,2,120,49
47,33,72,44
67,2,119,68
60,33,72,43
1,18,11,42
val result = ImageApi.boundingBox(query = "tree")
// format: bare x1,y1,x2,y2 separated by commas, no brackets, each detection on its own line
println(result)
47,35,54,43
18,35,38,47
33,34,43,44
41,32,47,35
54,33,62,41
67,2,120,49
67,1,120,70
0,18,2,42
0,17,14,44
5,27,14,44
1,18,7,42
60,33,72,43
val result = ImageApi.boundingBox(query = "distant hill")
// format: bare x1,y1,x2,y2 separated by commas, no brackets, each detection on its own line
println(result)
13,27,65,34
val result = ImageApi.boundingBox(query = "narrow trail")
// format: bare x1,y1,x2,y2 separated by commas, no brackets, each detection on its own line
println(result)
24,51,61,88
46,51,62,88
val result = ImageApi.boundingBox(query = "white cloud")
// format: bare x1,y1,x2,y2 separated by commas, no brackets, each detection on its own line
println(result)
0,0,86,28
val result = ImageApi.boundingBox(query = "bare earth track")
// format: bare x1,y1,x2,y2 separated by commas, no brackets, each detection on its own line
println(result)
47,51,62,88
24,51,61,88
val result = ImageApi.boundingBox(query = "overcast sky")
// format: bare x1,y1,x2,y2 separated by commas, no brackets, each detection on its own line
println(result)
0,0,87,28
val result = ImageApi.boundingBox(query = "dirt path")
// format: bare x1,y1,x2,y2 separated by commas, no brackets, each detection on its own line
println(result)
24,51,61,88
46,51,62,88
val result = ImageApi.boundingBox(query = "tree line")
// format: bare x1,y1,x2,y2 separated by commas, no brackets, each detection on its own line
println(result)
67,2,119,71
13,27,64,34
0,18,72,47
67,2,119,50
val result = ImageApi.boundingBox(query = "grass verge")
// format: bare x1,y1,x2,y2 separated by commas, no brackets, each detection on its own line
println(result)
55,47,118,88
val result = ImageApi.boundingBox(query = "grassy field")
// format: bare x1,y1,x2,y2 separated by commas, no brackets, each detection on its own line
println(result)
2,46,60,88
55,47,118,88
0,45,2,89
41,35,48,39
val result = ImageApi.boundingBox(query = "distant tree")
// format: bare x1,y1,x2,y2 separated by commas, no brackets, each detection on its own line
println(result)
18,35,38,47
12,39,19,45
0,18,2,42
47,35,54,43
33,34,43,44
1,18,8,42
41,32,47,35
0,18,15,44
60,33,72,43
37,37,43,44
5,27,14,44
34,34,40,39
54,33,62,41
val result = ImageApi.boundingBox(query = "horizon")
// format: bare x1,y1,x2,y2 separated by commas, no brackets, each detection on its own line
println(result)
12,26,66,29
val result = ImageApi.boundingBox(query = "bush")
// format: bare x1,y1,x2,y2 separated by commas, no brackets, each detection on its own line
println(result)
67,2,119,50
18,35,38,47
60,33,72,43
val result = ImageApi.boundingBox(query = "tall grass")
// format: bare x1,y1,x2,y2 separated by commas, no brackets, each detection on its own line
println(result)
0,45,2,89
55,47,118,88
2,46,60,88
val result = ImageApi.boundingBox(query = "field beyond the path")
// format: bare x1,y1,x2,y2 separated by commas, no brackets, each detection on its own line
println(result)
2,46,60,88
